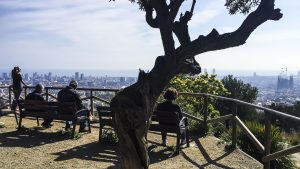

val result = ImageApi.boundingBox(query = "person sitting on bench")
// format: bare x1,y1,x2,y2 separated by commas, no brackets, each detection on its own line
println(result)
156,88,186,146
25,84,53,128
57,80,89,132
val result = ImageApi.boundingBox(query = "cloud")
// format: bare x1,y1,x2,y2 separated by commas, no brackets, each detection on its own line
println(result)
0,0,162,70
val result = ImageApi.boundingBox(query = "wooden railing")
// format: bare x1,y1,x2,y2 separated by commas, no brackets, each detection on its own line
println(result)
1,86,299,168
179,92,300,169
0,85,118,116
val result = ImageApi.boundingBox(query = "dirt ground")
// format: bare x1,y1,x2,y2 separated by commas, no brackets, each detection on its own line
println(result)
0,114,263,169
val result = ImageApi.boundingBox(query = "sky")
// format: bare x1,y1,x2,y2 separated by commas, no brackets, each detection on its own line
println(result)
0,0,299,76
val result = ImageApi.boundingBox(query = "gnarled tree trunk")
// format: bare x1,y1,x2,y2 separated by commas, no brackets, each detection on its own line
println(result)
110,0,282,168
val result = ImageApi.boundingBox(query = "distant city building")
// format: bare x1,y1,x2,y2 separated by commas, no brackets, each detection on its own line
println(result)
212,68,216,75
24,73,29,81
120,77,125,83
277,75,293,91
80,73,84,80
253,72,257,77
75,72,79,80
48,72,52,81
2,73,8,80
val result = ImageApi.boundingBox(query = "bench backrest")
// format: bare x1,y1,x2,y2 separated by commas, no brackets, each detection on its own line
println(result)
97,106,114,127
97,106,113,118
18,100,77,115
151,110,180,125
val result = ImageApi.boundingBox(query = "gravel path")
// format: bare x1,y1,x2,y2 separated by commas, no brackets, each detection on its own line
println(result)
0,115,263,169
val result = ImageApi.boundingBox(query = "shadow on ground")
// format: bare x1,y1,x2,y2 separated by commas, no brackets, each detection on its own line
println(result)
0,127,70,148
181,138,234,169
53,142,119,166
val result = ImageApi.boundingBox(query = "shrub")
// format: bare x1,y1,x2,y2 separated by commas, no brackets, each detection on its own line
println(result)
237,121,296,169
101,129,118,144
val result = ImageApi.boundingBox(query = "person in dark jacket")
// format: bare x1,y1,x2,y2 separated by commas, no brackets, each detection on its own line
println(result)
25,84,53,128
156,88,186,146
57,80,88,132
11,66,27,110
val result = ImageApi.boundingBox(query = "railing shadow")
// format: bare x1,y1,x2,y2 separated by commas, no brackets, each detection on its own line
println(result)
53,142,119,166
0,128,69,148
181,138,233,169
148,140,176,164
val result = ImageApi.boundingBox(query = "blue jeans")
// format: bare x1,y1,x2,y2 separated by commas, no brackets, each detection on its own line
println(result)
65,109,89,129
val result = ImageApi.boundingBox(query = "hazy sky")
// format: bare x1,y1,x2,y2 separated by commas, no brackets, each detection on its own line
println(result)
0,0,299,75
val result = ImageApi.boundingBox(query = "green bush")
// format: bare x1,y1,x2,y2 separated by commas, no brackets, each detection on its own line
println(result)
101,129,118,144
237,121,296,169
168,74,228,134
283,132,300,146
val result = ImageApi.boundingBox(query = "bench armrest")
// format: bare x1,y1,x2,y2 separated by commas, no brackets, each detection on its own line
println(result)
180,117,188,127
76,109,90,116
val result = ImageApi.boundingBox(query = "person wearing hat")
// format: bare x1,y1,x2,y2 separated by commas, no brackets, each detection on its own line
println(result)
57,80,88,132
25,84,53,128
156,88,186,146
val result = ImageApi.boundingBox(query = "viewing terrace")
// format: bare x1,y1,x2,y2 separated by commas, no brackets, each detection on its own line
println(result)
0,85,299,169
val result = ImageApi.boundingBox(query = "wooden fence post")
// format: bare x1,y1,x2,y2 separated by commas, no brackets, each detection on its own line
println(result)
264,111,271,169
231,103,237,148
204,95,208,129
90,90,94,116
45,88,49,101
8,86,12,107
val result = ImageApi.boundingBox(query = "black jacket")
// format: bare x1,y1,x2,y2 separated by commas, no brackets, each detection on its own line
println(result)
156,100,183,120
57,86,83,110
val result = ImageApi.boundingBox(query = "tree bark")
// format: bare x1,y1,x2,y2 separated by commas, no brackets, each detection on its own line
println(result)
110,0,282,168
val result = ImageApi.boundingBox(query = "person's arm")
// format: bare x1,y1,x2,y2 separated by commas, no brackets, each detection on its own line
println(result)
74,92,84,110
176,105,183,120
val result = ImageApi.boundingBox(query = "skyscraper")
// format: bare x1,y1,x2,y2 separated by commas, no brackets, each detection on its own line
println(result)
75,72,79,81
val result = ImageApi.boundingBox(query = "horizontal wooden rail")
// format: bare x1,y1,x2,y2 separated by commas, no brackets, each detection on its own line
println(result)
207,114,233,124
262,145,300,162
234,116,265,153
179,92,300,122
182,112,203,123
92,96,110,105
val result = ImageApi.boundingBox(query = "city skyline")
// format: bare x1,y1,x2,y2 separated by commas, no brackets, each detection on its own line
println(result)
0,0,299,72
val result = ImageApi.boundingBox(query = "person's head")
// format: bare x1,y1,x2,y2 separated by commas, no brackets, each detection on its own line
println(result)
163,88,178,101
35,84,44,93
69,80,78,89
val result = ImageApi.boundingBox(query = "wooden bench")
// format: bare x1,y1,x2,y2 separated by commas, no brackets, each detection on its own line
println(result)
97,106,114,142
149,110,190,154
0,100,18,125
97,106,190,153
18,100,91,137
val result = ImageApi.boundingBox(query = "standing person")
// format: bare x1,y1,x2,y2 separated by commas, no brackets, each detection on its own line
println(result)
156,88,186,146
57,80,89,132
25,84,53,128
11,66,27,110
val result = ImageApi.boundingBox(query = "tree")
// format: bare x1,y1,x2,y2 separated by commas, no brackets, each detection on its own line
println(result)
110,1,282,168
169,73,228,119
169,74,229,134
219,75,258,120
